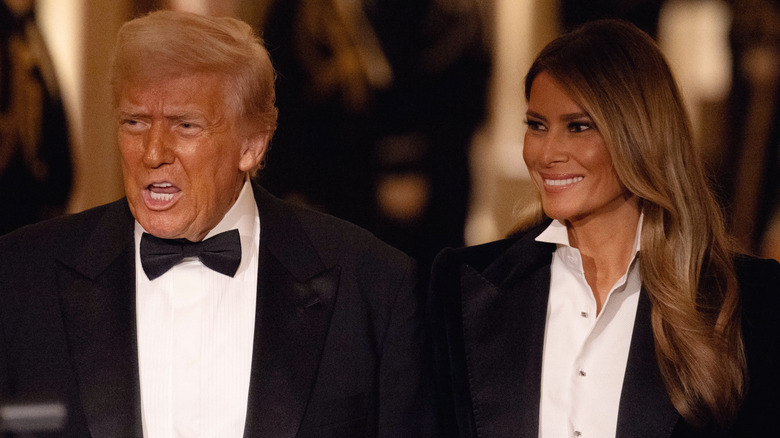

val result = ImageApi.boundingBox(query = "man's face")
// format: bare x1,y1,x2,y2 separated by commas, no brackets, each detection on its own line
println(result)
117,73,266,241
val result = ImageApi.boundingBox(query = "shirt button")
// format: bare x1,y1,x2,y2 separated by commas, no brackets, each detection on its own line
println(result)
578,369,586,377
580,311,588,318
574,431,582,437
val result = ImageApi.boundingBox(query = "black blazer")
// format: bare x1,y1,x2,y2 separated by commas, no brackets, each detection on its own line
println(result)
0,183,431,437
429,223,780,437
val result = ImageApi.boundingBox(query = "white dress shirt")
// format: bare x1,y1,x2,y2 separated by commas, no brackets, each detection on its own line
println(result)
134,181,260,438
537,218,642,438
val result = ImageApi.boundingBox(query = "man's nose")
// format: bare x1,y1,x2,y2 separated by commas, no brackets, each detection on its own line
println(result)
143,124,174,168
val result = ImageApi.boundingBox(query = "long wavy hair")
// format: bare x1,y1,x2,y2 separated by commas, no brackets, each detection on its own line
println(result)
520,19,744,428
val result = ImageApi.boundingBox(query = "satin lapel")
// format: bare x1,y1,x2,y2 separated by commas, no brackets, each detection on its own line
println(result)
244,185,340,438
616,290,679,437
56,200,143,438
460,238,553,438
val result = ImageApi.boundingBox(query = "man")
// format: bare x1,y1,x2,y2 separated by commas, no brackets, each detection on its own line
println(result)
0,10,429,437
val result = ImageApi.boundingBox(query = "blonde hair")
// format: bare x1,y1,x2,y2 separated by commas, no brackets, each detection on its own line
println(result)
522,20,744,428
111,10,278,139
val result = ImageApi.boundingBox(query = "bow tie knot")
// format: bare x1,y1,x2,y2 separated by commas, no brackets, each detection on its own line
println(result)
140,229,242,280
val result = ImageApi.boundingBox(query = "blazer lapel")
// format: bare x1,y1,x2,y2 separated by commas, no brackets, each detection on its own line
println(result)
243,185,340,438
56,200,143,438
460,236,554,438
616,290,679,437
458,224,682,438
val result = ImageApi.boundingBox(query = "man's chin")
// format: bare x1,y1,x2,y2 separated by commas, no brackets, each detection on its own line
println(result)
135,213,189,240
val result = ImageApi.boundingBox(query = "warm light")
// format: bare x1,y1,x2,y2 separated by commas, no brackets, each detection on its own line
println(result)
37,0,84,150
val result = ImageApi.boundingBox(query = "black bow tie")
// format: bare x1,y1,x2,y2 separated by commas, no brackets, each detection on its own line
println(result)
140,229,242,280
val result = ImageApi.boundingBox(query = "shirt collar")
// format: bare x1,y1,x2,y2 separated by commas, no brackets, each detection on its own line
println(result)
535,214,644,255
535,219,570,246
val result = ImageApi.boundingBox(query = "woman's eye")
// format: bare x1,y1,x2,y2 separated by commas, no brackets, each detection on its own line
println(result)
524,119,546,131
569,122,594,133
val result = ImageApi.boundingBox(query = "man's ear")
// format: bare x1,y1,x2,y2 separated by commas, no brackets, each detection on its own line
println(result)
238,132,271,172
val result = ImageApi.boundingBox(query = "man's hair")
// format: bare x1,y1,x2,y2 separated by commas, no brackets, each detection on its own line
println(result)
111,10,278,137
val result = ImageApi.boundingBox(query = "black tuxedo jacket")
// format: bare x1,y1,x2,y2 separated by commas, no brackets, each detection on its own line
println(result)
0,183,431,437
429,223,780,437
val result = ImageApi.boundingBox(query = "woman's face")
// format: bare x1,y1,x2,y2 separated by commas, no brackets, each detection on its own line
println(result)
523,72,633,227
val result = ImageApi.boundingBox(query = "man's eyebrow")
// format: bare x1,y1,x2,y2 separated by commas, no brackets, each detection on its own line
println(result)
117,103,146,115
160,105,210,119
116,108,207,120
117,109,147,119
166,111,206,120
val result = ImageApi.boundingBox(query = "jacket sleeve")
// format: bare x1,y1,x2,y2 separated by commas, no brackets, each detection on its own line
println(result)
733,256,780,434
428,247,478,438
377,257,438,437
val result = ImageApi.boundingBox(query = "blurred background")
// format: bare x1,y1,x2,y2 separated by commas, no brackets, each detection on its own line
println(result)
2,0,778,279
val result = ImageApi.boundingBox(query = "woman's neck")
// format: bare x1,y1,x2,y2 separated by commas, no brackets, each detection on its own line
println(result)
566,197,641,314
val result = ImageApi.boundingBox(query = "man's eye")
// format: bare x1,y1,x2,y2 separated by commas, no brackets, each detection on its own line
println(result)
121,119,146,131
179,122,201,132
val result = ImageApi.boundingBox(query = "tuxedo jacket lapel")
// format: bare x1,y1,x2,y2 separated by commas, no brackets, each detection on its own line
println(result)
459,237,554,437
56,201,143,438
243,186,341,438
616,290,679,437
455,228,682,437
51,188,341,437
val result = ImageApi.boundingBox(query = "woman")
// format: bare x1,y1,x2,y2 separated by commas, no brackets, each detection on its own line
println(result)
429,19,780,437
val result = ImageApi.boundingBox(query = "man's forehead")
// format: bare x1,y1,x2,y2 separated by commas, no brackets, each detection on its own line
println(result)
120,70,229,95
117,74,229,114
117,99,209,118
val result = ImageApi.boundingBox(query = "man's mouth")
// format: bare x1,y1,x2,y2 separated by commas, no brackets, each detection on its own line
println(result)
145,182,180,205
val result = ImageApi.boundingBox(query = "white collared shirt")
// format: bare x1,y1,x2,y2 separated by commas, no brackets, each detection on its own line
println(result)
135,180,260,438
537,218,642,438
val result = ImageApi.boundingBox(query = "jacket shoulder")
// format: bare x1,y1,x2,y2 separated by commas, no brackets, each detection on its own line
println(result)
431,222,551,280
736,255,780,312
0,199,130,257
736,255,780,286
733,255,780,434
256,185,412,268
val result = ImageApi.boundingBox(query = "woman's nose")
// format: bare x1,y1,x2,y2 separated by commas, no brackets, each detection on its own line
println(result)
539,130,568,166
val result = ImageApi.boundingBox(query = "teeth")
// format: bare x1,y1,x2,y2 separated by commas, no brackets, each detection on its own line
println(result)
545,176,583,186
152,182,172,188
150,192,174,201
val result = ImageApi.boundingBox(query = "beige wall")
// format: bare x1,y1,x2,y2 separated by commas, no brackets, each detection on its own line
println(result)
465,0,559,244
38,0,129,213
